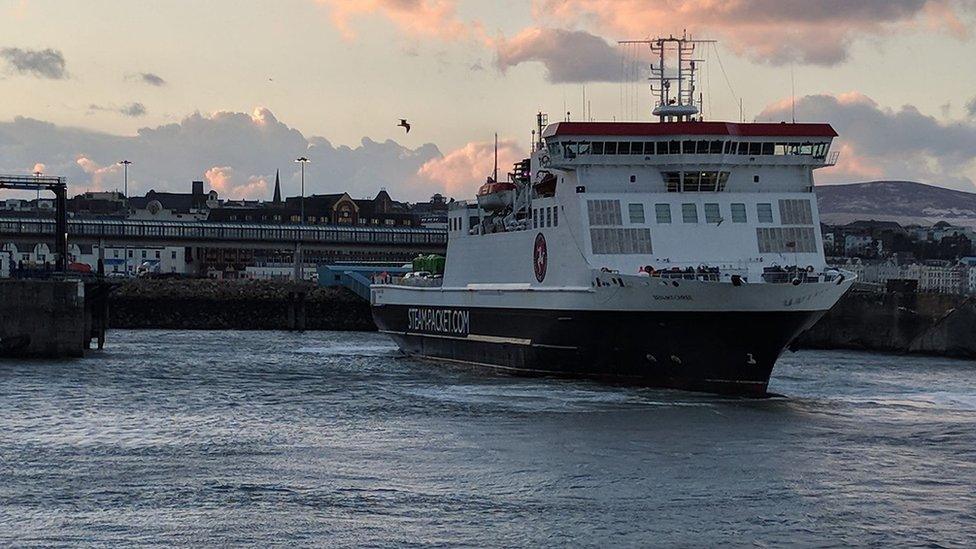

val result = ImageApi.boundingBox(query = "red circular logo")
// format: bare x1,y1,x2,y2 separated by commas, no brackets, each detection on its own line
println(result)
533,233,547,282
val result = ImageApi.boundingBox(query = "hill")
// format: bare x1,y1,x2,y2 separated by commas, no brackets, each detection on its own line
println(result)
816,181,976,227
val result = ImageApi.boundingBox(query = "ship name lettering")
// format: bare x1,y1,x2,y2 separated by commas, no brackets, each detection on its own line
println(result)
407,307,470,336
652,294,693,301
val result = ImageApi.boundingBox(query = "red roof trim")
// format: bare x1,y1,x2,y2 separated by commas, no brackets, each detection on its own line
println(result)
542,121,837,138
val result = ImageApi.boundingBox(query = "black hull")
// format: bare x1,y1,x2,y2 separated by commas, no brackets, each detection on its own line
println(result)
372,305,826,396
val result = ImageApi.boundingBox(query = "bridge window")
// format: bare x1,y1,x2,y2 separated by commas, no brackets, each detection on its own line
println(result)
643,142,655,155
681,203,698,224
617,142,631,154
591,142,604,154
604,142,617,155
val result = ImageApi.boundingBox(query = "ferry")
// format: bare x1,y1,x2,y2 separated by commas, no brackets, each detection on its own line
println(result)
372,35,854,396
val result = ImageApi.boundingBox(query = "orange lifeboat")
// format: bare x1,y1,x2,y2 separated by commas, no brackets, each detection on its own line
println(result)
476,178,516,211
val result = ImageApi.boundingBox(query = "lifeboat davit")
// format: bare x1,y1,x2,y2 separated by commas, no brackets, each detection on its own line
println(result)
476,179,516,211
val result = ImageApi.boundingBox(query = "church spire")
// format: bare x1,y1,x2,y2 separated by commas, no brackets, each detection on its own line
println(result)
272,169,282,203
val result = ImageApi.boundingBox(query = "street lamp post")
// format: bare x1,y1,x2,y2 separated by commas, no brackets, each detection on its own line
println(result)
294,157,309,281
119,160,132,276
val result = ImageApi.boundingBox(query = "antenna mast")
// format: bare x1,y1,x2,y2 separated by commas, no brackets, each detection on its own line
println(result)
619,31,715,123
493,132,498,183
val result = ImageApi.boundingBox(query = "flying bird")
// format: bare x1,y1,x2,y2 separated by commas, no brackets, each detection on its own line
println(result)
397,119,411,133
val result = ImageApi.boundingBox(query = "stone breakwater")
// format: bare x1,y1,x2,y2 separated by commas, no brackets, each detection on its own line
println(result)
797,290,976,358
109,279,373,331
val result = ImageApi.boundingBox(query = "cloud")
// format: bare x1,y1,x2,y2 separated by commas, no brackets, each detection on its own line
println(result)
759,92,976,190
88,102,148,117
204,166,269,199
415,138,527,196
317,0,484,42
120,102,147,117
534,0,972,66
494,27,630,82
0,107,444,201
126,72,166,86
0,47,67,79
75,156,122,192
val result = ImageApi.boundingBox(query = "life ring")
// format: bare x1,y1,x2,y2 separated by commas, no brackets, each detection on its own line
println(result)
539,155,551,167
806,265,815,273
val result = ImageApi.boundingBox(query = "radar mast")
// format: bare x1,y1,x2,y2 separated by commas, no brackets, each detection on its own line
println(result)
619,32,715,123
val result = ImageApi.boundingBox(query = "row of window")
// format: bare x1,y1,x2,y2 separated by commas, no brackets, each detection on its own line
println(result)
663,171,731,192
592,200,774,225
531,206,558,229
757,227,818,253
0,219,446,245
549,139,831,159
590,228,652,255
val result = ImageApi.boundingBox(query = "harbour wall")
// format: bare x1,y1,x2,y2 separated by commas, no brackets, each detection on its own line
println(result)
0,279,89,357
108,279,373,331
796,290,976,358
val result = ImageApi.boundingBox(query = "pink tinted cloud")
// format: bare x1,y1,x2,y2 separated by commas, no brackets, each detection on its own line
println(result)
534,0,971,65
416,138,527,196
760,91,976,190
75,156,121,192
204,166,269,200
317,0,484,42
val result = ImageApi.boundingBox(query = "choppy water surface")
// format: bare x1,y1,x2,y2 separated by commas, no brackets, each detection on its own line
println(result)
2,331,975,547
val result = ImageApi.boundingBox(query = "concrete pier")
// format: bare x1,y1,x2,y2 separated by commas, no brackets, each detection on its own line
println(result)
0,279,95,357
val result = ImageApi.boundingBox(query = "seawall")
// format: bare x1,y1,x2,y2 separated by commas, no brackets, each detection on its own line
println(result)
109,279,373,331
797,290,976,358
0,279,89,357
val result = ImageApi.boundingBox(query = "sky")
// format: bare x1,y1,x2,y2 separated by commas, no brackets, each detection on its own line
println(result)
1,0,976,202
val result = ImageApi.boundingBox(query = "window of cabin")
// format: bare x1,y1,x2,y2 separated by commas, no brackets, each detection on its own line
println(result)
628,203,645,224
704,203,721,224
753,175,760,183
709,140,723,154
533,209,538,228
629,175,636,183
748,142,763,155
757,203,774,223
682,140,696,154
605,142,617,155
592,142,604,154
731,203,747,223
696,140,708,153
631,143,643,155
617,142,630,154
657,142,669,154
724,141,733,154
644,142,656,155
553,207,558,226
668,140,681,154
655,203,672,223
683,172,701,192
736,142,749,155
682,203,698,223
761,142,775,155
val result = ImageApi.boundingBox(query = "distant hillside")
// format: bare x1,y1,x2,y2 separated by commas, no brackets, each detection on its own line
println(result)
816,181,976,228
